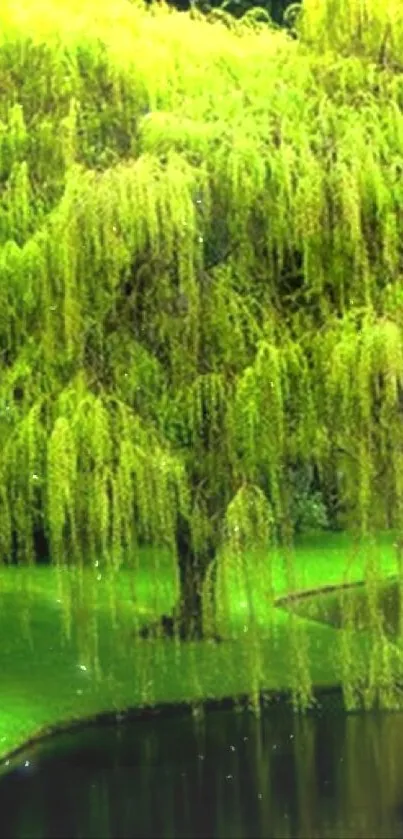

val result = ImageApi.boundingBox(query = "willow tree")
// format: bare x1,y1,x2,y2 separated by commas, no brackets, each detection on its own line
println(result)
1,0,403,710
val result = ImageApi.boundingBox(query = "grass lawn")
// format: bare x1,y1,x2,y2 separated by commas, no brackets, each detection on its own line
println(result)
0,530,401,770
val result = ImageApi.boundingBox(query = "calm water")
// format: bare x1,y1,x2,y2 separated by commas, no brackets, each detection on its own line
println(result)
2,695,403,839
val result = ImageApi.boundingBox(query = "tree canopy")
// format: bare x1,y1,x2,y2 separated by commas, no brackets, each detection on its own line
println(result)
1,0,403,710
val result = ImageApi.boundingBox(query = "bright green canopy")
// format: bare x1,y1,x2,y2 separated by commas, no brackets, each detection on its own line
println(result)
1,0,403,715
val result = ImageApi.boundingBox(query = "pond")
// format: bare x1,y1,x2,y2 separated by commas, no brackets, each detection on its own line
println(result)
2,693,403,839
283,578,402,634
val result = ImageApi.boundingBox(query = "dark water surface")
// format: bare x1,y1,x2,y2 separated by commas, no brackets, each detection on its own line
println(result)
2,695,403,839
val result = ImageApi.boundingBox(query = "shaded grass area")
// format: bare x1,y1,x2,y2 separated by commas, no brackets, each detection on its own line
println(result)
0,531,401,768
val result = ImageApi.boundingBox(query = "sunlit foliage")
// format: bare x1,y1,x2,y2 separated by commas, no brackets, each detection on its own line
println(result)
0,0,403,711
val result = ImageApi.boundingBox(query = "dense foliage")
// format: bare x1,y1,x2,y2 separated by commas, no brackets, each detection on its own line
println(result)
1,0,403,709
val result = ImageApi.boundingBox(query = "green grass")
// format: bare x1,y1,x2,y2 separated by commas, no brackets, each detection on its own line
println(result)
0,530,401,770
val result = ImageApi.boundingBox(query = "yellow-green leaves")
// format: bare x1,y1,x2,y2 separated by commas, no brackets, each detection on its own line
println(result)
223,483,275,555
47,416,77,560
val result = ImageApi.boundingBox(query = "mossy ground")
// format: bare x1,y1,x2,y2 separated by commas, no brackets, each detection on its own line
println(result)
0,530,400,770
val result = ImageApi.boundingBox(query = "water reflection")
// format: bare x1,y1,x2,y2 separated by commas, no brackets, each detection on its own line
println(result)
2,697,403,838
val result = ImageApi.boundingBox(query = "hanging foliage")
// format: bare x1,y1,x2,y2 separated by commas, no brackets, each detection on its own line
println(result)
0,0,403,711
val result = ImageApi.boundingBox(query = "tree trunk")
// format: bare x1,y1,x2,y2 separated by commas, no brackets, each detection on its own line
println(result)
139,515,222,642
